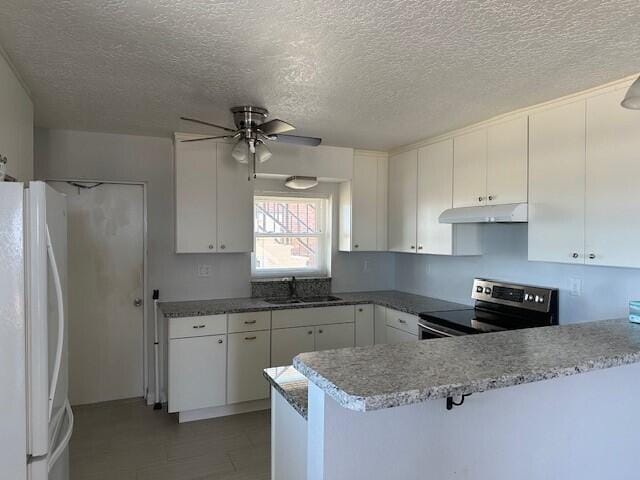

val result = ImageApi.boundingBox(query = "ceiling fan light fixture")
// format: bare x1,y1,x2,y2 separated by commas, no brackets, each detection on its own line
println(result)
621,76,640,109
232,140,248,163
255,142,272,163
285,176,318,190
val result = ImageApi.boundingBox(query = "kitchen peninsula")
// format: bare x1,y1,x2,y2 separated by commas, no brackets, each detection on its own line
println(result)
283,318,640,480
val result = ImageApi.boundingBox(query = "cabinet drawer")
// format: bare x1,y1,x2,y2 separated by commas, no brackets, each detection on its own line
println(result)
385,309,419,335
272,305,355,329
228,311,271,333
168,314,227,339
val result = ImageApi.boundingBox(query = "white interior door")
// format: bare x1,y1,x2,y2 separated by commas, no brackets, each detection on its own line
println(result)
49,182,144,406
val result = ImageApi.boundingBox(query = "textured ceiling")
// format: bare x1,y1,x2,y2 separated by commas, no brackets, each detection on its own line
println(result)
1,0,639,150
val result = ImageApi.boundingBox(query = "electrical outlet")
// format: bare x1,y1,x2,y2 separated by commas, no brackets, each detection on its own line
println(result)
569,277,582,297
198,264,212,277
363,260,370,273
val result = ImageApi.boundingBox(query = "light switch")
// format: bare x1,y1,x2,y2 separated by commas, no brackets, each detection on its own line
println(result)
198,264,212,277
569,277,582,297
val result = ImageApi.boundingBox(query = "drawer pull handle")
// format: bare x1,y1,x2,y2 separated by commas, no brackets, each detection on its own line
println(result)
192,324,206,329
358,308,363,312
308,330,313,335
398,319,407,324
244,336,257,340
218,339,223,344
244,320,257,324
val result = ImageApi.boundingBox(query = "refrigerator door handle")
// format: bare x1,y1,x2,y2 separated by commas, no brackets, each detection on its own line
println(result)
46,225,64,421
47,399,74,471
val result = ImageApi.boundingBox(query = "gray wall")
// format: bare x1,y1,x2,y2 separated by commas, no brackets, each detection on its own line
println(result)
395,223,640,324
34,128,395,400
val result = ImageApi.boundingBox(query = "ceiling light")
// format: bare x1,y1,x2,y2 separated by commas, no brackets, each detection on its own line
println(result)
621,76,640,109
232,140,248,163
285,176,318,190
255,142,272,163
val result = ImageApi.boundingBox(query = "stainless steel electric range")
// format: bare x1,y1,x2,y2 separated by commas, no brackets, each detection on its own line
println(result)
418,278,559,339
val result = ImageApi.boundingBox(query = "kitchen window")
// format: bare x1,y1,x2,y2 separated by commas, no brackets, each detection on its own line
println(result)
253,195,330,277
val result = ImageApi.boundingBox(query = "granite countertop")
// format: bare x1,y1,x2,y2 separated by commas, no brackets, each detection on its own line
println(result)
263,366,309,419
158,290,471,318
293,318,640,412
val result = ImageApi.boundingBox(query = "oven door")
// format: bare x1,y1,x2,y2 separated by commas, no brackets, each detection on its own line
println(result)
419,323,462,340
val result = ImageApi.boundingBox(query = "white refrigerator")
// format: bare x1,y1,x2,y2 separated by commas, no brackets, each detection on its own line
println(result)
0,181,73,480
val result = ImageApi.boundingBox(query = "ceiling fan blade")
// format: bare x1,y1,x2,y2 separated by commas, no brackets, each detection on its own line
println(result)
272,134,322,147
181,135,232,143
258,119,296,135
180,116,236,133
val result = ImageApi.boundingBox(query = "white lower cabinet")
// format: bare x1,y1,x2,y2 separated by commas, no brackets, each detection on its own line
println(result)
271,326,316,367
316,323,355,351
227,330,271,404
168,334,227,413
386,325,418,344
355,304,375,347
374,305,387,345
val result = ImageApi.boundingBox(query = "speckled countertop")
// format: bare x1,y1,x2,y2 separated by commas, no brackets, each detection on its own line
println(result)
263,366,309,419
158,290,471,318
293,319,640,412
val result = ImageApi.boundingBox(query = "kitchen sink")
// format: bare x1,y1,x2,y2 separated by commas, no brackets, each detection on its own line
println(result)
299,295,343,303
264,297,303,305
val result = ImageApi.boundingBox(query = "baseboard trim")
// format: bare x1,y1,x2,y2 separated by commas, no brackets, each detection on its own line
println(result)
177,399,270,423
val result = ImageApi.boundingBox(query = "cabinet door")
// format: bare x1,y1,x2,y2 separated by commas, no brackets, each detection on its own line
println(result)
487,117,528,205
586,89,640,268
374,305,387,344
355,304,374,347
417,139,454,255
168,334,226,413
388,149,418,252
453,129,487,208
271,326,315,367
0,56,20,180
386,325,418,344
528,101,585,264
227,331,270,404
216,143,254,253
315,323,355,351
175,140,217,253
376,154,389,251
351,153,378,251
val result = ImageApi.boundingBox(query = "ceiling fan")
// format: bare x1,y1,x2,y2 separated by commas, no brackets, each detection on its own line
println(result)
180,106,322,179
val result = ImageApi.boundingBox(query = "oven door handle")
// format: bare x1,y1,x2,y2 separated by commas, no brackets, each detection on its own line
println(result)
419,323,456,338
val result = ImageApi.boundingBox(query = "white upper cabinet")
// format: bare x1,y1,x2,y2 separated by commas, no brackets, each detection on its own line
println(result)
339,151,388,252
388,149,418,253
453,129,488,207
175,139,218,253
0,53,33,182
453,117,528,208
175,138,253,254
487,117,528,205
528,101,586,264
417,140,482,256
585,88,640,268
216,143,254,253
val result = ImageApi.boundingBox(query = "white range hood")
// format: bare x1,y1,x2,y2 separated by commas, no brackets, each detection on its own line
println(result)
439,202,528,224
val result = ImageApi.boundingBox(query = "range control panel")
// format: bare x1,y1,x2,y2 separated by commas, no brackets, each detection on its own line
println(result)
471,278,557,313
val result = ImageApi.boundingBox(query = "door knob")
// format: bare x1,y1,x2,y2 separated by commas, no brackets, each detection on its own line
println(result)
133,298,143,307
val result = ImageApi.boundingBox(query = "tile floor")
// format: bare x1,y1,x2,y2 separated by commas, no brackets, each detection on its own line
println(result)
70,398,270,480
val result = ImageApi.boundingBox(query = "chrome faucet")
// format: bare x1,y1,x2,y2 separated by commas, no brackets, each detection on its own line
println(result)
288,276,297,298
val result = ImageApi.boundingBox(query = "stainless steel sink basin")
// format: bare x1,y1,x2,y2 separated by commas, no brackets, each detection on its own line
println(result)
264,297,303,305
299,295,342,303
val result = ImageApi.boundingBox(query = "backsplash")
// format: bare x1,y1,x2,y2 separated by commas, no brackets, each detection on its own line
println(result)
251,277,331,298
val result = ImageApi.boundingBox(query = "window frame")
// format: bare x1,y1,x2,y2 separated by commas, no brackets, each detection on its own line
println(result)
252,192,331,278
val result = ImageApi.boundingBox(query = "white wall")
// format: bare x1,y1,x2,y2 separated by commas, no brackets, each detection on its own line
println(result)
34,128,394,401
395,223,640,324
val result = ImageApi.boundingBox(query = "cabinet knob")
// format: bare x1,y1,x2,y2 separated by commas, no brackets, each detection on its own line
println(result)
318,329,323,334
410,245,416,250
217,339,223,344
308,330,313,335
354,244,359,249
588,253,596,260
418,245,423,250
572,252,579,259
220,244,226,250
478,196,484,202
358,308,363,312
208,244,214,250
488,195,494,201
398,319,407,324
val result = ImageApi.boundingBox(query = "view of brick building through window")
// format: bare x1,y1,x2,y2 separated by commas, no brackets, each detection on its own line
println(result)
254,196,327,275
